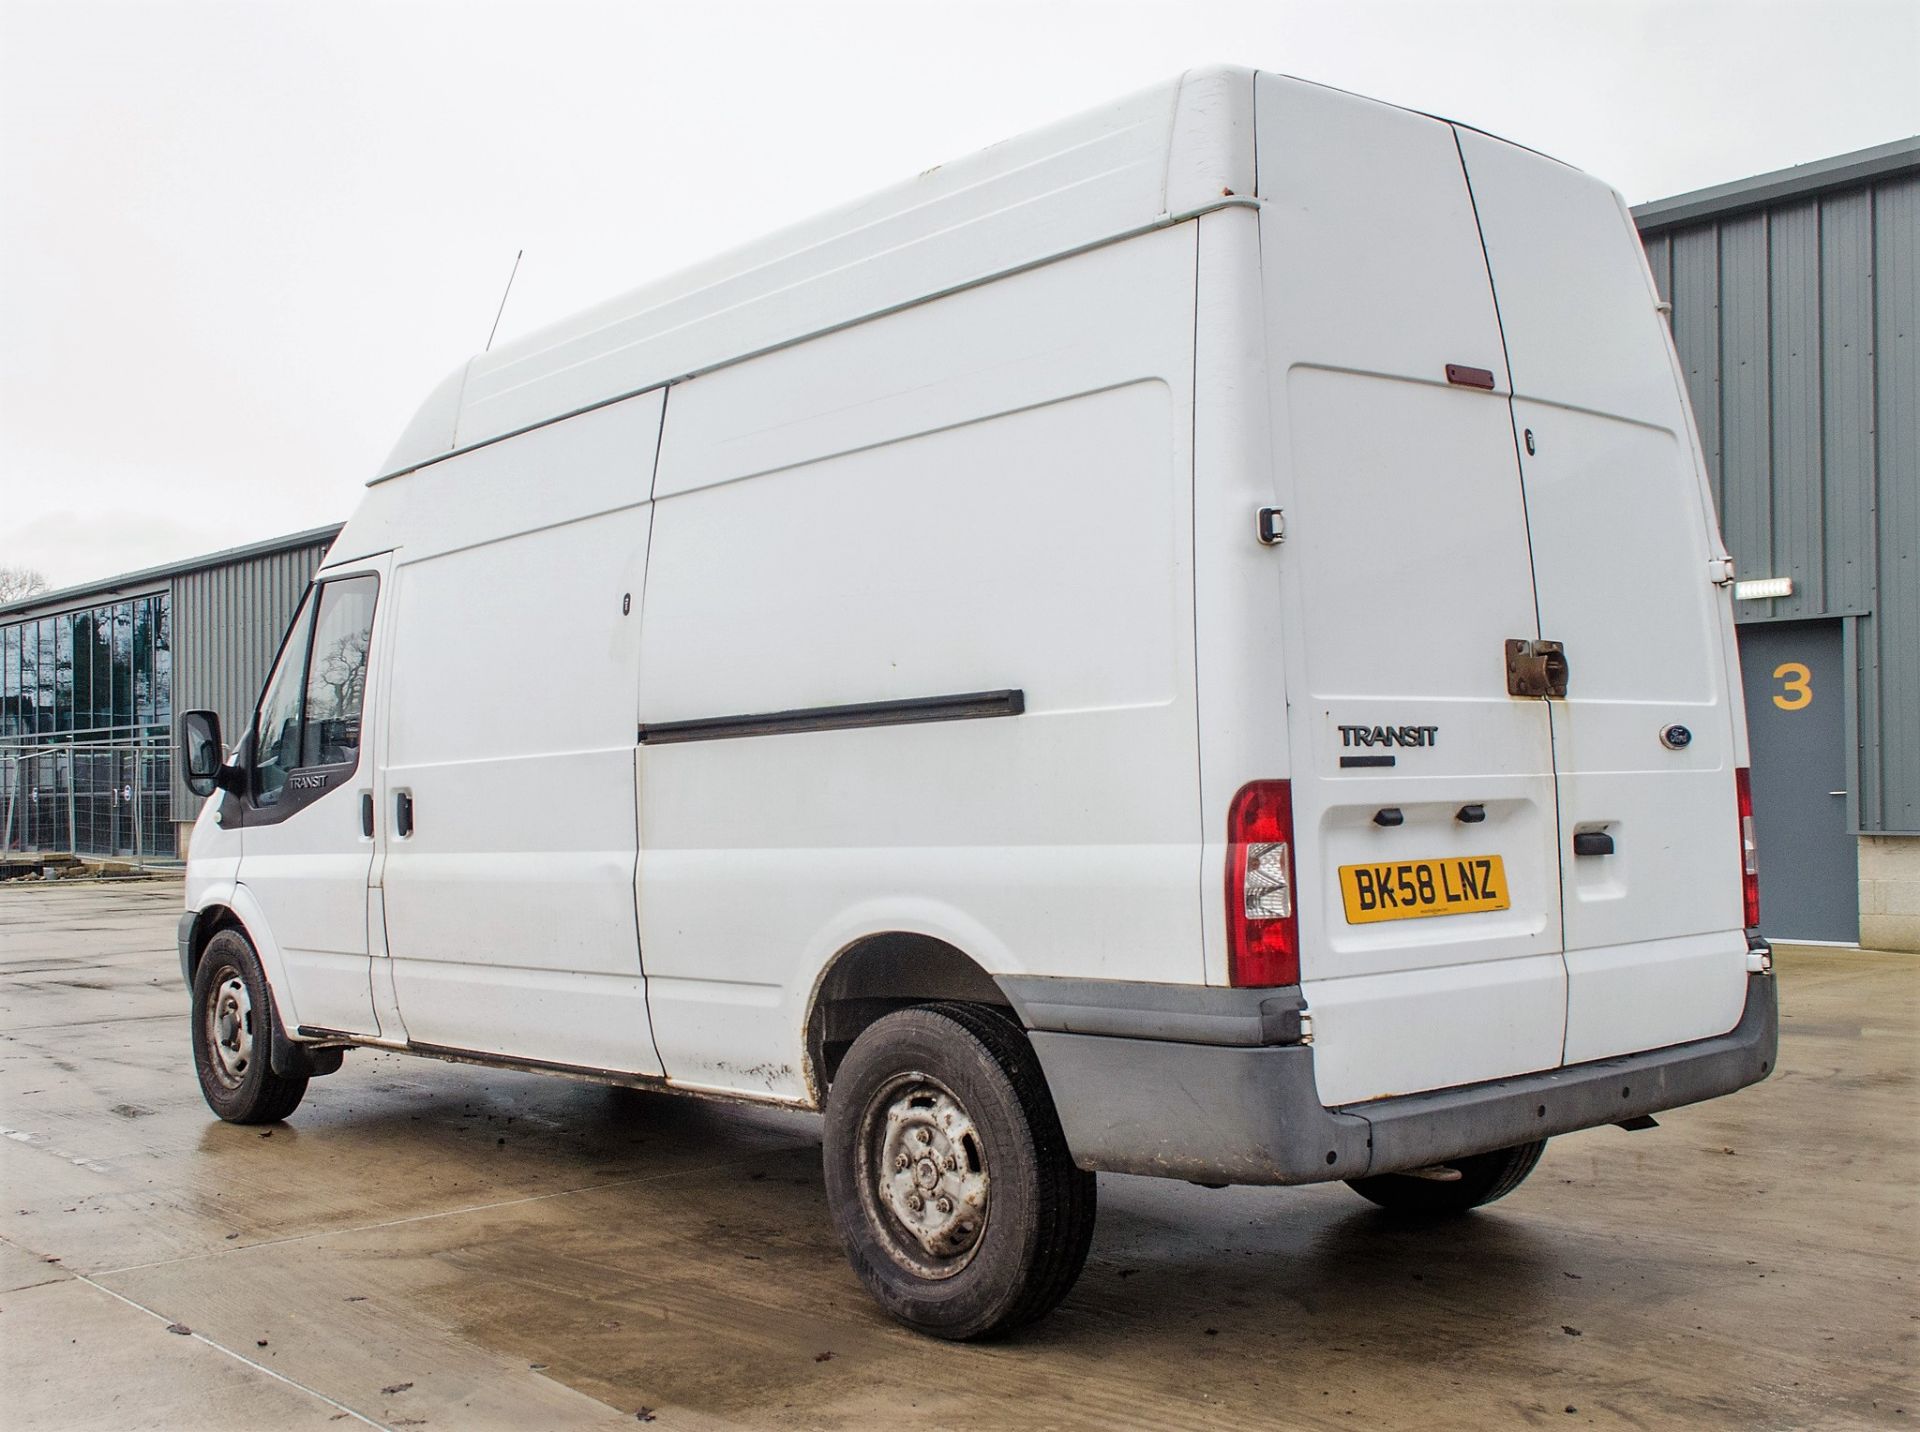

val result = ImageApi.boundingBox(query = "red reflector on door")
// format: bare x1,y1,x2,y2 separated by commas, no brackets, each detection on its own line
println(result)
1445,363,1496,390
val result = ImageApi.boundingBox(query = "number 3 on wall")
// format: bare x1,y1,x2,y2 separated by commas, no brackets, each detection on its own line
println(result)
1772,661,1813,711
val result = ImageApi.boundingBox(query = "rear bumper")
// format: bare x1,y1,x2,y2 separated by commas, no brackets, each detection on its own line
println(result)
1004,969,1777,1186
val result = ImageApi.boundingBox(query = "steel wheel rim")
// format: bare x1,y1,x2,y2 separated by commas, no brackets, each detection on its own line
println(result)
857,1072,990,1279
205,966,254,1089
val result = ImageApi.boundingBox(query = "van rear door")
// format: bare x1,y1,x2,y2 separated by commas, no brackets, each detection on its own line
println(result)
1454,130,1751,1063
1254,79,1567,1106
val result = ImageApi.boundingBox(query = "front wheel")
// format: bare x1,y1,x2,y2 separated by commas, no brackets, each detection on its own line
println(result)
190,927,308,1124
822,1003,1096,1340
1345,1139,1547,1215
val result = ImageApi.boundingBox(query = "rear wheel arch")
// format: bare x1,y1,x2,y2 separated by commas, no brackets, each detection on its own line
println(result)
804,932,1014,1103
821,1000,1097,1338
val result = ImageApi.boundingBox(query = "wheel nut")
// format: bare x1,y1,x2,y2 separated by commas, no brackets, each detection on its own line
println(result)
942,1155,957,1171
916,1128,932,1144
906,1193,924,1212
936,1197,953,1215
894,1154,909,1171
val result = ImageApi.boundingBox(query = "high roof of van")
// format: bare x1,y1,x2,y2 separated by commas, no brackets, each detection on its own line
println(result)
376,64,1266,483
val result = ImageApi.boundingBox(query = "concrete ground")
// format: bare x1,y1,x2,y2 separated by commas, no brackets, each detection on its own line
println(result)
0,881,1913,1431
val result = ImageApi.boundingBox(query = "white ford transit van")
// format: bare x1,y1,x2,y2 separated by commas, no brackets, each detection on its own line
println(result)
177,67,1775,1339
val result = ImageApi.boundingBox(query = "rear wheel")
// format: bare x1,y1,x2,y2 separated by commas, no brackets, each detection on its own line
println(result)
1345,1139,1547,1215
822,1002,1096,1340
191,928,308,1124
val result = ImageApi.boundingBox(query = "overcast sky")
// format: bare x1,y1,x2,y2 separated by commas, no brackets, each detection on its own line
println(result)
3,0,1915,592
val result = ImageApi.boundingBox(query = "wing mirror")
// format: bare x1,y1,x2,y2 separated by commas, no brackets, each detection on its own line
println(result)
179,710,240,797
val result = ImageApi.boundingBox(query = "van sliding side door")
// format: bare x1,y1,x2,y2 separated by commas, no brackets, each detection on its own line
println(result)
366,394,666,1076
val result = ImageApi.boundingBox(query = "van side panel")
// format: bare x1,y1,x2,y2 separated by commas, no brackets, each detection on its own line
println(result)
376,392,664,1074
1190,206,1292,986
431,68,1257,472
638,227,1201,1101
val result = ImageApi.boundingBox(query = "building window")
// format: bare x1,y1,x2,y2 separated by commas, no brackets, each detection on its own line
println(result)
1,591,174,857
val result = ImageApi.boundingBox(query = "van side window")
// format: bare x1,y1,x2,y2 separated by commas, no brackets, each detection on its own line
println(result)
253,590,317,806
251,575,379,807
300,577,376,769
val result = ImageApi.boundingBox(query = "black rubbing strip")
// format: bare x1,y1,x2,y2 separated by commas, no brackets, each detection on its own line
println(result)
1339,754,1397,769
638,689,1025,745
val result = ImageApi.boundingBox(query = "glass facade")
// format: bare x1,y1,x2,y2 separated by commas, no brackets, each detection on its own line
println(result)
1,592,173,858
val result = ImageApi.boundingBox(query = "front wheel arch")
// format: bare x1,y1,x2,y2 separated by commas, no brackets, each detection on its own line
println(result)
183,904,246,988
190,926,311,1123
183,905,341,1080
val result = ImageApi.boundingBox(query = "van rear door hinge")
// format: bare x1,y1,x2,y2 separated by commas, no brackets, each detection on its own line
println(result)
1256,507,1286,546
1709,556,1736,586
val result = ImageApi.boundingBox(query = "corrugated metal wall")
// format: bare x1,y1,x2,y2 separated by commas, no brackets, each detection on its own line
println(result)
1640,169,1918,835
170,537,335,817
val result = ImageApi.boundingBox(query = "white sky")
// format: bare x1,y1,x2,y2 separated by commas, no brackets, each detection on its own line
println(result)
3,0,1916,592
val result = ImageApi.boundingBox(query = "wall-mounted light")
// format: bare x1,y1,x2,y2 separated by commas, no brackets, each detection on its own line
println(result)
1733,576,1793,601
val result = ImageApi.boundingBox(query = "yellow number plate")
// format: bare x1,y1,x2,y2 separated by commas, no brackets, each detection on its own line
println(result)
1339,855,1510,924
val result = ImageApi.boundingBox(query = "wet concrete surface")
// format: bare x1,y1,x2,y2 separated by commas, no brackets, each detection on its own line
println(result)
0,879,1914,1430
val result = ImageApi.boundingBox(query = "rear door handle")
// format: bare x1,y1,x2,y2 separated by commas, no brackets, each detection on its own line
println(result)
1506,638,1570,698
395,791,414,839
1573,831,1614,857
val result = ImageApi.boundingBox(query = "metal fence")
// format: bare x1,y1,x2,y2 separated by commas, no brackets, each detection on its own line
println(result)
0,735,175,866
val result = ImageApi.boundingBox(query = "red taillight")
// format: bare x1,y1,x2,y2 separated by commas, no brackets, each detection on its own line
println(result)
1226,780,1300,986
1735,766,1760,928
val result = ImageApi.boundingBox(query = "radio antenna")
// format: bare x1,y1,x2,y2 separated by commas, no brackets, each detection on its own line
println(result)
484,248,524,353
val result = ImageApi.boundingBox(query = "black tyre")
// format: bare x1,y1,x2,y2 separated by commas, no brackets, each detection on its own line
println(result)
1345,1139,1547,1215
190,927,309,1124
822,1002,1096,1340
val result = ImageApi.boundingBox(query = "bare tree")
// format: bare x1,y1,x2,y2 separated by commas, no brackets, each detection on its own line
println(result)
0,566,50,605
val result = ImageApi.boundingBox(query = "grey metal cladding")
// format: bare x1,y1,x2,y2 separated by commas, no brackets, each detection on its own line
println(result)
1638,148,1919,833
169,536,334,816
1768,199,1822,621
1875,175,1918,830
1632,137,1920,235
1719,212,1769,579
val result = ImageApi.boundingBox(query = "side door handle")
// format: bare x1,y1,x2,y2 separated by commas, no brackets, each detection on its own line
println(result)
394,790,414,839
360,792,374,838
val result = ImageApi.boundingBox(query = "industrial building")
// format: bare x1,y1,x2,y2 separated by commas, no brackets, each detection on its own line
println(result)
1635,137,1918,949
4,138,1913,948
1,525,338,862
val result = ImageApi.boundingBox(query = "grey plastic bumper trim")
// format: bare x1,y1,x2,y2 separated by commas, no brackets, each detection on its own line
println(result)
997,974,1307,1047
1028,973,1777,1186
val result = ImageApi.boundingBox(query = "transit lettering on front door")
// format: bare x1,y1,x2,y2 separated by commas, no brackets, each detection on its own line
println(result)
1338,855,1510,924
